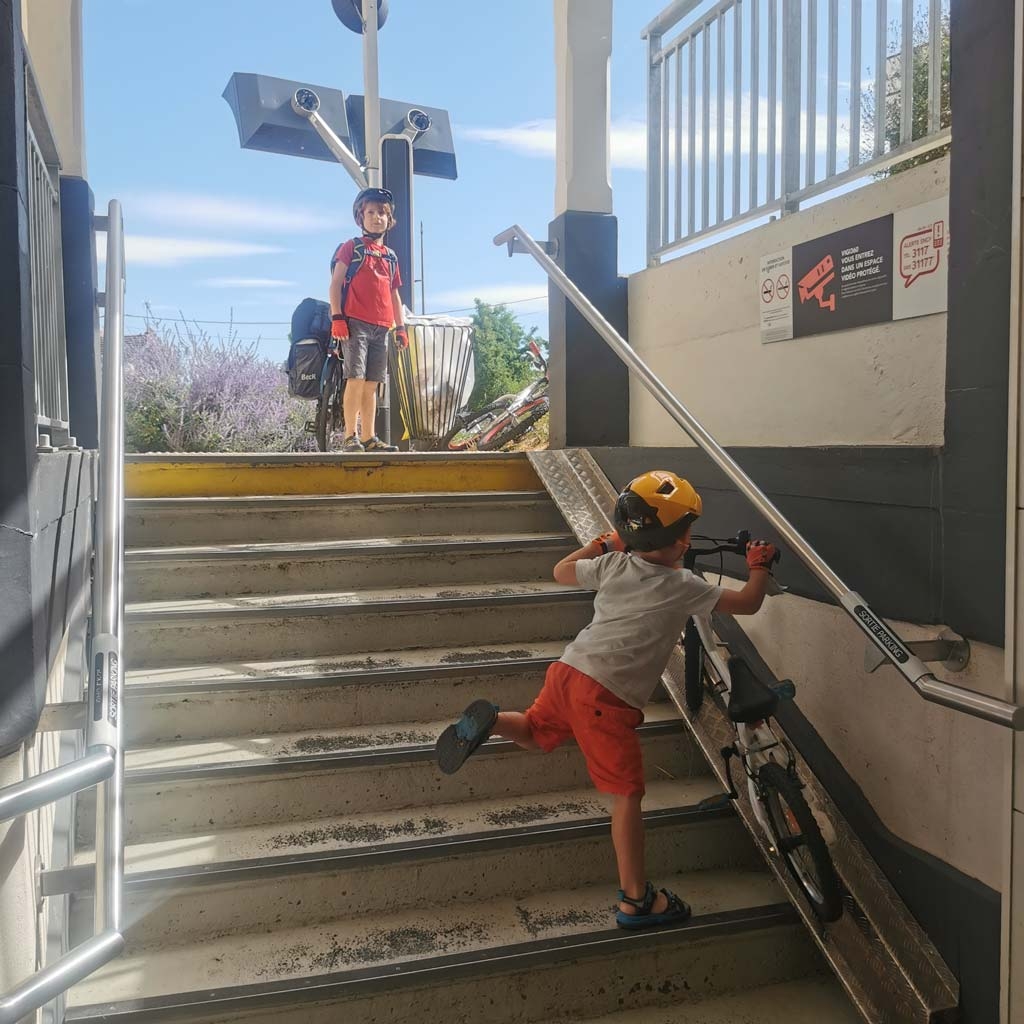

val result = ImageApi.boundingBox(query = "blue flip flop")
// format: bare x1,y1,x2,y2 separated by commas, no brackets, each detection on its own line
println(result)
616,881,692,930
436,699,499,775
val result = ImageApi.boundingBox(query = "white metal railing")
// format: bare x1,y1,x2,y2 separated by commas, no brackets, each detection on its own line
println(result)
26,117,70,441
644,0,952,262
495,223,1022,730
0,200,127,1024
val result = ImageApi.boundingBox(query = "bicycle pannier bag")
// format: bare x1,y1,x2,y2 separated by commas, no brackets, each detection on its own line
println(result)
287,338,325,400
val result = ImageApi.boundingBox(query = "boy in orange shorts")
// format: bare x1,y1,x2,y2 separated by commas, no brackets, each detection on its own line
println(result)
435,470,777,929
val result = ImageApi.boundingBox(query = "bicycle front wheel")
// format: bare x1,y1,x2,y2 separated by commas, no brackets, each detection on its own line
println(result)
315,360,343,452
758,762,843,923
477,397,549,451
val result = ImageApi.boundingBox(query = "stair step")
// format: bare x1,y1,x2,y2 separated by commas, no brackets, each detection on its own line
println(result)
66,871,808,1022
126,491,566,547
67,788,754,951
125,533,577,601
571,976,861,1023
77,717,704,844
64,779,720,878
126,585,594,666
125,641,565,744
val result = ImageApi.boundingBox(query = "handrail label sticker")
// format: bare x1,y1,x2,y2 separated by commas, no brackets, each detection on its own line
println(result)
854,605,910,664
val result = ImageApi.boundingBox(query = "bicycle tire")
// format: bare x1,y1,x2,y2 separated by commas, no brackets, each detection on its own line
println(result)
477,398,549,451
315,360,343,452
682,618,707,713
446,407,508,451
758,761,843,923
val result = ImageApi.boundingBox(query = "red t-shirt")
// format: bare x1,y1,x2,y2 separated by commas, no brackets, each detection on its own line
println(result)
333,237,403,328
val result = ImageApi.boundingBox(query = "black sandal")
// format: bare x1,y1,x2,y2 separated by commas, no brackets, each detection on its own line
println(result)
615,880,692,930
436,700,499,775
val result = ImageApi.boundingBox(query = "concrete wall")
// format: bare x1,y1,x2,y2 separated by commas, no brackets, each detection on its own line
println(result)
20,0,86,176
628,157,950,449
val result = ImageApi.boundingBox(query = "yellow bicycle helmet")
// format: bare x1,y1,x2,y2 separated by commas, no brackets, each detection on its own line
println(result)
613,471,702,552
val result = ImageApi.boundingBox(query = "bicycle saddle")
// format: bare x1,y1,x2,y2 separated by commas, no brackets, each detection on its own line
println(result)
726,656,779,723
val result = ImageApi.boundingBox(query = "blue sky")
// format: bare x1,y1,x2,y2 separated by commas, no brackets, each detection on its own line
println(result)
83,0,671,356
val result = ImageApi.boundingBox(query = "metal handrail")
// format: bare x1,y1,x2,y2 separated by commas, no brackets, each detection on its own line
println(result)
0,200,127,1024
495,223,1024,731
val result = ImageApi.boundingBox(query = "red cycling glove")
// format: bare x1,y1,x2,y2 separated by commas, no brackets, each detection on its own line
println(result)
592,531,626,554
746,540,779,573
331,316,349,341
394,326,409,350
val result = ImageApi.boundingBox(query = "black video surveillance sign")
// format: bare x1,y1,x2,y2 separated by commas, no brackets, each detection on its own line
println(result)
792,214,894,338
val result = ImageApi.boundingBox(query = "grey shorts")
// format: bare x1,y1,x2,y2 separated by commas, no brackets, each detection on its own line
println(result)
341,318,389,381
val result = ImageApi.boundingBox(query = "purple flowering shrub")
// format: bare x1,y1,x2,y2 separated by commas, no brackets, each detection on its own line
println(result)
124,321,314,453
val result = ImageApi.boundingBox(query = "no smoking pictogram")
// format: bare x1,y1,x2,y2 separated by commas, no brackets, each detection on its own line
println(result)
776,274,791,300
761,279,775,303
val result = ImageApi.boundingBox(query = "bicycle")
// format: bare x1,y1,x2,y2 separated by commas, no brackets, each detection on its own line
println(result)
310,345,345,452
445,340,549,451
682,530,844,924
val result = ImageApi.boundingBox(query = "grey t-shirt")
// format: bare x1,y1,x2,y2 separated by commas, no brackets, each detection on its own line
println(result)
561,551,722,709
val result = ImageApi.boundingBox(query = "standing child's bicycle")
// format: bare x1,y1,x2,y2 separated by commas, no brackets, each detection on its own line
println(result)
682,530,843,924
314,344,345,453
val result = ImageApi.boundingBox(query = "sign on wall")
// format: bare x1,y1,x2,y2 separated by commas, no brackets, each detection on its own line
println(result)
760,197,949,344
759,250,794,343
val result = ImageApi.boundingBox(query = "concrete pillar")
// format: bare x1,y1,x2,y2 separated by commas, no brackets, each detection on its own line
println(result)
548,0,628,449
554,0,612,217
20,0,86,176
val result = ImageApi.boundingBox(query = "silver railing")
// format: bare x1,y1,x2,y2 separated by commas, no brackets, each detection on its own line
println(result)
0,200,127,1024
495,223,1023,730
27,117,70,441
644,0,952,262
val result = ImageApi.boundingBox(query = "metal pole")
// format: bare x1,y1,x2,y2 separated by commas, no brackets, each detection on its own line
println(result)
91,199,126,936
419,220,426,315
0,749,114,824
646,31,663,262
780,0,802,211
362,0,382,187
493,223,1024,731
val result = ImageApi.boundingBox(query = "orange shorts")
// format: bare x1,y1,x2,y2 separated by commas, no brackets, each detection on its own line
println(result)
525,661,645,797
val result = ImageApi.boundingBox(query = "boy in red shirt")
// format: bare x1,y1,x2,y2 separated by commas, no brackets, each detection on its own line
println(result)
329,187,408,452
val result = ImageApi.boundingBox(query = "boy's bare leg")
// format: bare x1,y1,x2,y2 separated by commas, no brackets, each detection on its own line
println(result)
358,381,378,442
491,711,539,750
342,379,364,440
612,794,669,915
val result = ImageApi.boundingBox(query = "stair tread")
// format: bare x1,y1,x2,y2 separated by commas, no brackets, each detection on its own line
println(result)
126,532,575,560
570,976,860,1023
127,580,586,616
123,705,684,770
72,778,721,876
125,640,567,689
67,867,783,1007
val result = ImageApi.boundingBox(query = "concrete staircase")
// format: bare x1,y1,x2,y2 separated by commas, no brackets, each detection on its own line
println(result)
56,454,859,1023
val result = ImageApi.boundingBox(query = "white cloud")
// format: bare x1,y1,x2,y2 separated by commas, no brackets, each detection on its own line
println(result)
97,235,286,267
431,283,549,311
462,118,646,170
202,277,296,289
128,191,329,233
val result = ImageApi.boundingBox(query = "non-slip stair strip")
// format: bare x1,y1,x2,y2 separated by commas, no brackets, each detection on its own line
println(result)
125,655,559,697
126,588,592,623
46,802,733,897
124,453,544,498
120,718,686,784
125,533,576,563
63,903,797,1022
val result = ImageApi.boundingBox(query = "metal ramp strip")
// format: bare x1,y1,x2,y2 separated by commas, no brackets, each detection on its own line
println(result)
528,448,959,1024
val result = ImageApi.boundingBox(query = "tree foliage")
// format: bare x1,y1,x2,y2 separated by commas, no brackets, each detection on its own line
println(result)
468,299,546,410
861,12,951,176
